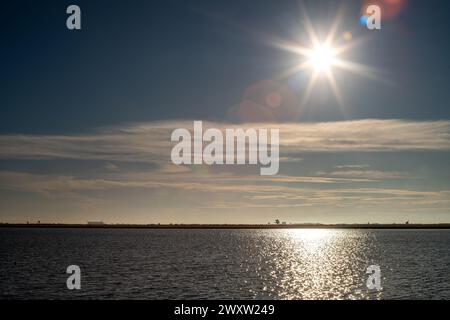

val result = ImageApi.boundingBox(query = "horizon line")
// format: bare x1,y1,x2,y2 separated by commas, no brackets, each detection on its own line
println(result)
2,222,450,230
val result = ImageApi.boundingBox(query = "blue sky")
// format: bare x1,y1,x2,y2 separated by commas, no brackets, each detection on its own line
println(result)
0,0,449,223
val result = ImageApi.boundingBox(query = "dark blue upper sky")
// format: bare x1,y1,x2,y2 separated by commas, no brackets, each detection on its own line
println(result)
1,0,450,134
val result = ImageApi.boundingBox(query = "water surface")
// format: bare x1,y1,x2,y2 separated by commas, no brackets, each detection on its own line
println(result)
1,228,449,299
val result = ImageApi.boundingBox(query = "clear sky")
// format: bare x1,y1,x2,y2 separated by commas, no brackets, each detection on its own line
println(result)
0,0,449,224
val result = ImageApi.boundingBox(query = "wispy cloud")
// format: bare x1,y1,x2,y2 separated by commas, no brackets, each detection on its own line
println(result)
318,170,408,180
0,169,448,211
0,169,373,197
1,119,449,222
334,164,371,169
104,163,119,171
0,119,449,164
278,119,450,152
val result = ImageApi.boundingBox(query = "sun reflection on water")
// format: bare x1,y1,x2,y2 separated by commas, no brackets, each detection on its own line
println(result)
289,228,335,243
248,229,382,300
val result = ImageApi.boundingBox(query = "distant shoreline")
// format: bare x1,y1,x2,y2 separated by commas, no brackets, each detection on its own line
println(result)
1,223,450,230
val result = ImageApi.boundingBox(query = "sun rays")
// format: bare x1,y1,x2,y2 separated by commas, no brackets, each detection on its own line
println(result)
270,8,382,109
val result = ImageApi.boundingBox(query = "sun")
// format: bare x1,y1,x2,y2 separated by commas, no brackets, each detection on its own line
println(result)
308,44,337,72
265,7,380,109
